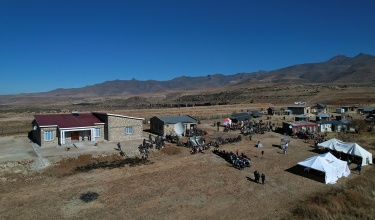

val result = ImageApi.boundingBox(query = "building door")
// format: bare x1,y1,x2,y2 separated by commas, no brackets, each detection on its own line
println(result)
71,131,80,140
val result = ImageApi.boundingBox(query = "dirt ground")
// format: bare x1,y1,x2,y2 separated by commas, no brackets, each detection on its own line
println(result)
0,118,371,220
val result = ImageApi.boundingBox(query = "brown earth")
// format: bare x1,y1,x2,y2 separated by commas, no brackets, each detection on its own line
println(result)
0,85,375,220
1,116,374,219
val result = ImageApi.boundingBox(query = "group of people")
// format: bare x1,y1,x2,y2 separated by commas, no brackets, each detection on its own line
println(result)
213,148,251,170
190,145,205,154
254,170,266,184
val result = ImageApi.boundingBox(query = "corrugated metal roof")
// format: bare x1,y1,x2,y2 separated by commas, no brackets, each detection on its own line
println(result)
363,107,375,112
158,115,197,124
34,113,104,128
287,106,307,108
316,113,330,117
286,121,318,127
318,120,344,125
295,114,310,118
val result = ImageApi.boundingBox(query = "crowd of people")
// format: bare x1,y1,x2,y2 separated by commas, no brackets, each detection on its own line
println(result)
213,148,251,170
221,119,274,135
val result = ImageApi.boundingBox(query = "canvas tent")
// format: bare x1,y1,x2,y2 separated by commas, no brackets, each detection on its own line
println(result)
317,138,373,166
222,118,232,126
298,152,350,184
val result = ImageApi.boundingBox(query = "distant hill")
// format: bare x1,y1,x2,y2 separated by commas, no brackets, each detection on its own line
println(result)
42,53,374,96
46,72,262,96
254,53,375,83
2,53,375,100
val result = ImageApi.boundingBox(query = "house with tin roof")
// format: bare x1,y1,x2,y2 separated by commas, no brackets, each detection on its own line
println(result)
287,106,310,115
150,115,198,136
282,121,318,135
294,114,310,122
316,113,331,122
357,107,375,114
317,120,353,133
310,103,328,114
32,111,144,147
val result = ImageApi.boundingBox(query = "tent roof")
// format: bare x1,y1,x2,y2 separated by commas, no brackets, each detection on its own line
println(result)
298,152,350,184
231,112,252,121
318,138,373,165
298,153,336,173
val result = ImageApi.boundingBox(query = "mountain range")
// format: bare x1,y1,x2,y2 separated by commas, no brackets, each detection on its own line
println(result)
42,53,375,97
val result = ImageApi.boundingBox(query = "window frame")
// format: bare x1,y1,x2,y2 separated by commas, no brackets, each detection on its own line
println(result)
44,130,54,141
125,126,133,135
94,128,101,137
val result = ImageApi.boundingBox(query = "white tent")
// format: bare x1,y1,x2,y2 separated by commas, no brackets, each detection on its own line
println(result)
318,138,373,166
298,152,350,184
222,118,232,126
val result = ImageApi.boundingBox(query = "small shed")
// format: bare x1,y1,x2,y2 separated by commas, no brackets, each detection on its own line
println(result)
336,108,345,114
316,113,331,122
267,107,276,115
341,106,358,112
294,114,310,122
287,106,310,115
150,115,198,136
284,110,293,115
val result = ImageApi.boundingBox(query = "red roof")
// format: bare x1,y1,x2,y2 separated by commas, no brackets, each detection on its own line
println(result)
34,113,104,128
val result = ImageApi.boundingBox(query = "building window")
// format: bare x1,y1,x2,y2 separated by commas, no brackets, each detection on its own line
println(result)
125,126,133,134
44,131,54,141
94,128,101,137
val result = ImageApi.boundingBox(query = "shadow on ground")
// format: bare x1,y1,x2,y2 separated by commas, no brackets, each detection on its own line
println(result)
75,157,153,173
285,165,325,184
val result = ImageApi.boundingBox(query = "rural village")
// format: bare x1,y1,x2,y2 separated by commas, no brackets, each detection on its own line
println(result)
1,99,374,219
2,1,375,219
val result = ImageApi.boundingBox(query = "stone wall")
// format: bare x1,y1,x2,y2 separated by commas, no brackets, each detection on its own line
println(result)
93,113,109,140
107,115,143,141
39,127,58,147
95,124,105,142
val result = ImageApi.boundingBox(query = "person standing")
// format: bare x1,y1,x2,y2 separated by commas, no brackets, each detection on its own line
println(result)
261,150,264,158
261,173,265,184
357,164,362,175
117,142,121,151
256,171,261,183
254,170,258,182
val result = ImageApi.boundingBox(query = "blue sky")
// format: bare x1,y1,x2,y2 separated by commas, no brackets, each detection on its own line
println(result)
1,0,375,94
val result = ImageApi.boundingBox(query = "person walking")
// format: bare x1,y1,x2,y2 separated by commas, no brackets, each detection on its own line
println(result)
261,150,264,158
117,142,121,151
254,170,258,182
261,173,265,184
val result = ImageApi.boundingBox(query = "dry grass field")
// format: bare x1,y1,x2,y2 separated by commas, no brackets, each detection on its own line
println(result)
0,113,374,219
1,83,375,220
